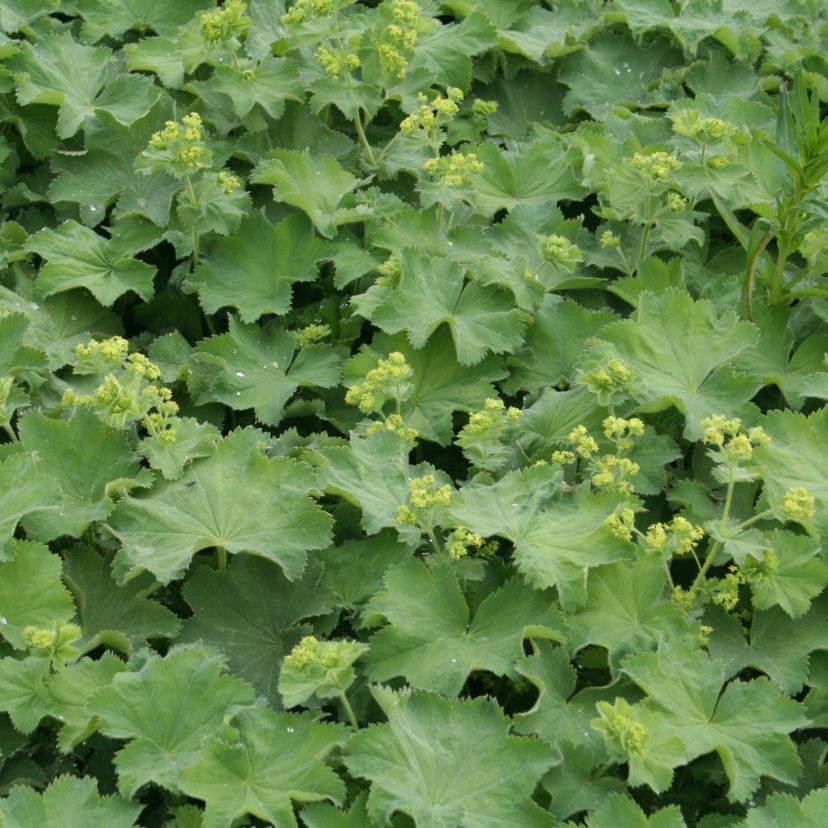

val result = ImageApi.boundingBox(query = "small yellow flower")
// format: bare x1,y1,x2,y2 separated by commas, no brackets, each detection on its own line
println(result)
781,487,815,522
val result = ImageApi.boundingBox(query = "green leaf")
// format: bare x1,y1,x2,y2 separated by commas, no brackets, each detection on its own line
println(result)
46,652,129,751
585,289,760,435
707,598,828,695
409,11,497,89
6,34,160,138
186,211,329,323
557,33,682,119
568,559,693,671
47,104,179,227
755,408,828,538
18,409,147,541
110,429,333,584
210,57,303,119
363,557,563,696
301,793,381,828
0,453,61,560
469,141,585,216
368,250,524,366
623,642,809,801
747,530,828,617
0,775,142,828
541,743,627,821
505,297,615,395
317,533,410,614
178,556,335,706
176,172,252,238
588,794,686,828
736,305,828,409
279,637,368,709
189,315,341,426
512,642,606,757
63,545,180,654
0,288,122,370
178,707,348,828
251,150,360,239
345,330,505,444
137,417,220,481
89,645,255,796
450,467,633,608
76,0,211,41
25,220,156,306
0,657,52,733
0,540,74,651
741,788,828,827
315,431,414,539
345,688,555,828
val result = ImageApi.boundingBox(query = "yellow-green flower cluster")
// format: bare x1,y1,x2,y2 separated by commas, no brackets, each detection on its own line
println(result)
377,0,421,78
568,425,599,458
605,507,636,540
464,398,521,435
200,0,250,44
594,699,647,757
667,191,688,211
23,622,82,669
642,515,704,556
712,565,746,612
672,111,735,141
365,413,418,441
315,45,361,78
471,99,498,127
579,358,634,404
590,454,639,494
537,234,583,270
344,351,413,414
216,170,240,194
423,151,483,186
283,635,342,670
781,486,816,522
631,150,680,181
445,527,498,561
698,624,713,647
281,0,332,24
376,255,401,284
64,338,179,439
146,113,212,176
600,230,621,248
742,548,778,584
400,88,463,133
700,416,769,464
296,323,330,348
551,450,576,465
603,415,645,452
395,474,452,525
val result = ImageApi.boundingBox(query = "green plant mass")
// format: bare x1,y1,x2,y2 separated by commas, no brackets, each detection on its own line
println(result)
1,0,828,825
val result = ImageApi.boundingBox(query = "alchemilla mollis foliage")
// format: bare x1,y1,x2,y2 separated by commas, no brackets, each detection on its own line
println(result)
0,0,827,825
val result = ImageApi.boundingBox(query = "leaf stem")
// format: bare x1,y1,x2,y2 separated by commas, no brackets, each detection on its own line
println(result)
637,223,652,267
338,690,359,731
216,547,228,571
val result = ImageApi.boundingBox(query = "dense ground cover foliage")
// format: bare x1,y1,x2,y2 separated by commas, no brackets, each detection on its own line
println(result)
1,0,828,825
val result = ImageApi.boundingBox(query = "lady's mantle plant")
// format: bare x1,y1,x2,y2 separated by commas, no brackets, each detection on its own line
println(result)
0,1,827,826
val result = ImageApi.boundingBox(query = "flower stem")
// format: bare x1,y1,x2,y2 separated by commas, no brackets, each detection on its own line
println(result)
354,110,377,167
690,472,735,593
